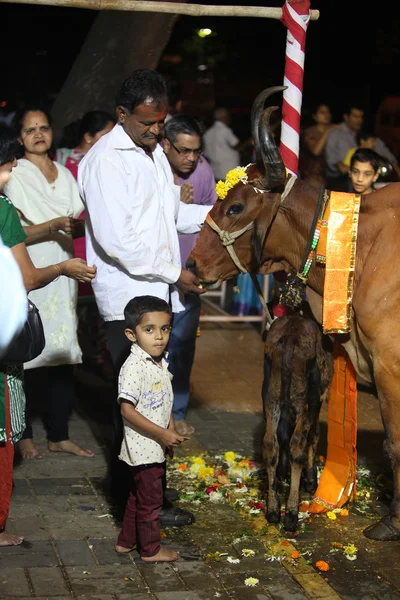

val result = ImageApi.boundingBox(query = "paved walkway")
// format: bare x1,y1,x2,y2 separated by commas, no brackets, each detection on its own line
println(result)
1,321,399,600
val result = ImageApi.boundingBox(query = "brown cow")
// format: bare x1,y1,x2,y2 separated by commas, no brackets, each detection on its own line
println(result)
188,86,400,541
262,313,333,532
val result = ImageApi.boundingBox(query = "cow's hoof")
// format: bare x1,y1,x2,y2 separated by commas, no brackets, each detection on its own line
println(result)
363,515,400,541
266,511,281,524
283,511,298,532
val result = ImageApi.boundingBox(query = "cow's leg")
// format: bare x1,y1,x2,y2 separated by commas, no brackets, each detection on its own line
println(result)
262,363,281,524
302,356,326,493
364,359,400,541
283,412,310,531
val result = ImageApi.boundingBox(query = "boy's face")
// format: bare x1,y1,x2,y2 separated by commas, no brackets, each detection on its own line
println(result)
125,311,171,360
350,160,379,195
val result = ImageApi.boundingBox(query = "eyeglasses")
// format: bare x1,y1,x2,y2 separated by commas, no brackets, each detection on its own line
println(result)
167,139,203,157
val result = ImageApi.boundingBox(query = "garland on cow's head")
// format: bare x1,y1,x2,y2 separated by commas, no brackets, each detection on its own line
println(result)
216,166,250,200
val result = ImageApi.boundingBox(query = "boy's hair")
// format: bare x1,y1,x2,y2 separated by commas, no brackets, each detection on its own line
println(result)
124,295,172,330
356,129,376,145
350,148,381,173
0,124,20,166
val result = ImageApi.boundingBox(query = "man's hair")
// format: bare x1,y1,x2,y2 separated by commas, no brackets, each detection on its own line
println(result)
0,124,20,166
165,114,202,143
115,69,168,115
350,148,381,173
124,295,172,330
356,129,376,145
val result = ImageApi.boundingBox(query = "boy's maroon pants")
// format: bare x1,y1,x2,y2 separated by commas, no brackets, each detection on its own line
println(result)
117,461,165,558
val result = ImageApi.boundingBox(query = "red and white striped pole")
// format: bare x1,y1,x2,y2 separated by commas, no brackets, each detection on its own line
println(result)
279,0,311,176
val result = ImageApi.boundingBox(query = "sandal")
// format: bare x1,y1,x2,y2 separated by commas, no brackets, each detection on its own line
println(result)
159,506,195,527
175,421,195,436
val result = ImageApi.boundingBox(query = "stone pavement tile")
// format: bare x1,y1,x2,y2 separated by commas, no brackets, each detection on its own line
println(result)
30,477,95,495
89,538,139,564
294,573,339,598
173,561,222,589
55,540,97,566
0,540,58,568
8,497,42,519
154,592,231,600
8,515,50,540
28,565,70,596
11,479,33,496
0,568,31,596
136,562,186,592
66,564,147,596
46,519,117,540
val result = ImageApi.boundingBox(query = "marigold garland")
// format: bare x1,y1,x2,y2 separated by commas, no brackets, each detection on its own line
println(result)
216,166,250,200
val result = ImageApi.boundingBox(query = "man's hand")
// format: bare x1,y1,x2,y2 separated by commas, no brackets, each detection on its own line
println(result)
180,182,194,204
176,269,207,295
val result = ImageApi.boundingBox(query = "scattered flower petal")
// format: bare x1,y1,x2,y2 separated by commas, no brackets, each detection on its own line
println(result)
227,556,240,564
242,548,256,557
244,577,259,587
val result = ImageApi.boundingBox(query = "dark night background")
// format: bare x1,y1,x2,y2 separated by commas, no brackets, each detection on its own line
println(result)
1,0,399,143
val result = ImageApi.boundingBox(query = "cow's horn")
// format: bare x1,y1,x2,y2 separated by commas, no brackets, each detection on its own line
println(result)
258,105,287,190
250,86,286,189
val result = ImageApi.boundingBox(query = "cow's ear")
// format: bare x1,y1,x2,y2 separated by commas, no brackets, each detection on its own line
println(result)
252,193,281,264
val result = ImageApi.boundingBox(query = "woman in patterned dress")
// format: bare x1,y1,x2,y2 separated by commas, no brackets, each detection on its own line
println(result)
0,124,96,545
4,108,96,460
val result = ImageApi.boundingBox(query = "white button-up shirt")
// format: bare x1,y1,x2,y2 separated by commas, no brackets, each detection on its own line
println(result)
118,343,173,467
78,124,211,321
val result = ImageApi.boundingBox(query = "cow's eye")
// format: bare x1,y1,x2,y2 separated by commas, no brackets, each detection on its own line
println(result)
227,203,244,215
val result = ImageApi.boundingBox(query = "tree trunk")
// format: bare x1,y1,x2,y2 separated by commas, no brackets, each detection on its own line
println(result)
51,0,183,139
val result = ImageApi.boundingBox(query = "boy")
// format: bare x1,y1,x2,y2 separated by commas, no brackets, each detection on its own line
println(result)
349,148,381,195
115,295,189,562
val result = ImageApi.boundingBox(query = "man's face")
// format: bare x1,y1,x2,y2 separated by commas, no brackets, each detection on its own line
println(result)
117,98,168,151
344,108,364,133
350,160,379,195
163,133,202,175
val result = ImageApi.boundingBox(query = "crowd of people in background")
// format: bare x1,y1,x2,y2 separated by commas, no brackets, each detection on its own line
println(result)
0,69,399,557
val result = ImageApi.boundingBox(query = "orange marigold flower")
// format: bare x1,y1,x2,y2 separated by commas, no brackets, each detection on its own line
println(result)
178,463,187,471
282,540,291,547
291,551,300,559
319,455,326,462
340,509,349,517
160,531,167,538
332,542,343,548
316,560,330,572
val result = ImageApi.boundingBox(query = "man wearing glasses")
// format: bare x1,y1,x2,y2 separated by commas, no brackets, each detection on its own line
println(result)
163,115,217,437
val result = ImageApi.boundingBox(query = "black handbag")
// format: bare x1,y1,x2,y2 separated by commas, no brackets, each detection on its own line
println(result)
2,298,46,364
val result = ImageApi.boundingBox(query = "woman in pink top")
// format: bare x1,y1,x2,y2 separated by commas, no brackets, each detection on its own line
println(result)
56,111,114,375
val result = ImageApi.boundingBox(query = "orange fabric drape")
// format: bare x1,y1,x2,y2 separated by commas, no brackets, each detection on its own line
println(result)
301,343,357,513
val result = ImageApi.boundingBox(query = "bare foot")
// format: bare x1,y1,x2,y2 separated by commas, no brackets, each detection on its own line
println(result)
115,544,136,554
48,440,94,457
0,531,24,546
141,547,180,562
18,439,43,459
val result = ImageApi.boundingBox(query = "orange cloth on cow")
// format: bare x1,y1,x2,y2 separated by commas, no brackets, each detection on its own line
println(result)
318,191,361,334
300,343,357,514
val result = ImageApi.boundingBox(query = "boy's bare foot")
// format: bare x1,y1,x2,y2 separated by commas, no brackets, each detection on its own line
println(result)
18,439,43,459
115,544,136,554
141,547,180,562
48,440,94,457
0,531,24,546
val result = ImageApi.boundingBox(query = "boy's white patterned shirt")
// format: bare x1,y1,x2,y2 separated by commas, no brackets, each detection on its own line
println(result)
118,343,173,467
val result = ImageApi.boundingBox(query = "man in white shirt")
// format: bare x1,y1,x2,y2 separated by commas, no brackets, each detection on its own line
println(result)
78,69,210,525
203,107,241,181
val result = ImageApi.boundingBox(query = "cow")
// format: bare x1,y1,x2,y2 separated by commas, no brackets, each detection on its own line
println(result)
188,86,400,541
262,312,333,532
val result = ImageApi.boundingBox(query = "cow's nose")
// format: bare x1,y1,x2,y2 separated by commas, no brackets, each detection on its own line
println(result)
185,258,196,272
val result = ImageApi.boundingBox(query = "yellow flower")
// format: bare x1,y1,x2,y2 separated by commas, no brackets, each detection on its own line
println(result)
198,466,215,479
244,577,259,587
326,511,337,520
193,457,205,465
225,166,247,187
343,544,357,556
216,180,229,200
224,451,237,463
242,548,255,557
